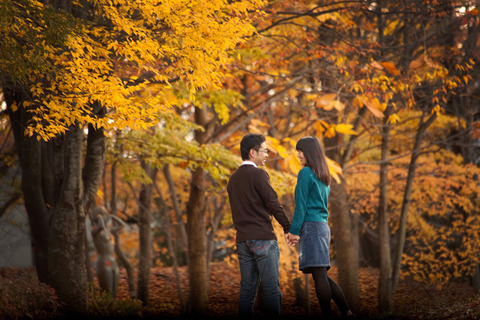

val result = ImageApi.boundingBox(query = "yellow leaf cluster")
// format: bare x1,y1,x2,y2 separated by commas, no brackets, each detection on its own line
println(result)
1,0,266,140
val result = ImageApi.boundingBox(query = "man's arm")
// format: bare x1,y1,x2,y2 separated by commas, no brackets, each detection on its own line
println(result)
257,169,291,233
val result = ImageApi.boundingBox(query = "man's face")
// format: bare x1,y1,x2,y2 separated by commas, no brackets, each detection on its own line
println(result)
250,142,269,166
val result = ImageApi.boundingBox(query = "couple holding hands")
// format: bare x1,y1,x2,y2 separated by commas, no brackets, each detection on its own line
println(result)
227,134,355,319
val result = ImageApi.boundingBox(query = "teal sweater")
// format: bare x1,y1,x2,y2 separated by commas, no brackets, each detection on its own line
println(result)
289,166,330,235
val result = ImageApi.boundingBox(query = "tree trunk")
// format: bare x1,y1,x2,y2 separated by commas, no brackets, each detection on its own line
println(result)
185,106,209,315
329,176,360,313
324,125,361,313
47,125,88,314
83,102,106,212
378,107,393,314
391,111,437,292
111,160,136,299
7,91,89,314
206,196,226,273
163,164,188,260
6,63,106,316
154,194,186,312
84,104,106,284
7,90,50,283
186,168,208,315
137,161,157,305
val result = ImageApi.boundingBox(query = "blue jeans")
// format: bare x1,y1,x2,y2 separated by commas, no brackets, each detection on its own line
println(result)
237,240,282,317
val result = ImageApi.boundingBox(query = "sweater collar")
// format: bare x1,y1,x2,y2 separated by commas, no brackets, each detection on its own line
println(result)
241,160,257,168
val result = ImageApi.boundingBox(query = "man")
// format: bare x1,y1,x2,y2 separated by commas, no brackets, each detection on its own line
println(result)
227,133,291,317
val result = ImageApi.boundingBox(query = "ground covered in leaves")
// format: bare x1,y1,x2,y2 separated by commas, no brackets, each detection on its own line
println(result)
1,262,479,319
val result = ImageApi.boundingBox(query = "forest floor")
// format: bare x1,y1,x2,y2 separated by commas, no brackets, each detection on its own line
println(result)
132,261,480,320
1,261,480,319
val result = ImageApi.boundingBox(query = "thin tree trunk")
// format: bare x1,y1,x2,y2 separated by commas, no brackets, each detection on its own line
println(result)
137,161,157,305
206,196,226,272
163,164,188,260
111,160,137,299
162,164,188,311
391,111,437,292
83,103,106,284
83,101,106,213
153,192,186,312
378,107,393,314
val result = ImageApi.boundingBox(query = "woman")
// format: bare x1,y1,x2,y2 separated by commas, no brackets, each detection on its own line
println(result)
287,136,354,319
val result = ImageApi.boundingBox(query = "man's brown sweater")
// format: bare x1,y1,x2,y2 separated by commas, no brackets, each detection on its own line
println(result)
227,164,291,243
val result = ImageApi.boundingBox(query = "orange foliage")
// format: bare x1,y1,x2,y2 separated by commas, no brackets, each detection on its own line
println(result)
347,150,480,285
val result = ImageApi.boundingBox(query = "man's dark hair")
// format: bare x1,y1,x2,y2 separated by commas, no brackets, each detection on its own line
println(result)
240,134,265,160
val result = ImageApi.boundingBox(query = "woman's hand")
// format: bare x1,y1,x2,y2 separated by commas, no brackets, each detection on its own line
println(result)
285,232,300,246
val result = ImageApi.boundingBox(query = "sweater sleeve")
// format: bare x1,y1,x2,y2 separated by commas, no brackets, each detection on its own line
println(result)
289,167,311,235
256,169,291,233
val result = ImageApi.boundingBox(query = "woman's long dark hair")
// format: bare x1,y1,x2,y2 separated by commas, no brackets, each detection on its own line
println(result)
296,136,331,186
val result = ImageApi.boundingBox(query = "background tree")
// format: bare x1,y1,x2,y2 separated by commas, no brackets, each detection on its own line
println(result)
0,0,265,313
220,0,478,314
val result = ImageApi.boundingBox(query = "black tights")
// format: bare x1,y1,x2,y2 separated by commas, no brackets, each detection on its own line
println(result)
311,267,350,318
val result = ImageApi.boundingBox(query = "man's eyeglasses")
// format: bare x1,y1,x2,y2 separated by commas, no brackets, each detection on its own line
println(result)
258,149,269,154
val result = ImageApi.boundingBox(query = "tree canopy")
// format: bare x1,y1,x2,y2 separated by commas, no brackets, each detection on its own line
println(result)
0,0,264,139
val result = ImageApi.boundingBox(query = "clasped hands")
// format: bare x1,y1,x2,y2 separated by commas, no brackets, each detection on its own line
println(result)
285,232,300,247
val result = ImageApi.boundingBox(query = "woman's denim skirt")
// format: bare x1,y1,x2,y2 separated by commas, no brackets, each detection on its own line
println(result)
298,221,331,273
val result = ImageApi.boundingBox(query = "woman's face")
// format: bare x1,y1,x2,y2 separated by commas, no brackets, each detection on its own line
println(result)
297,150,306,166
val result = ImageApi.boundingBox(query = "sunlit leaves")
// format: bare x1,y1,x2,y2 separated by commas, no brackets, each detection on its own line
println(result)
314,93,346,111
1,0,266,140
194,89,244,125
114,112,240,193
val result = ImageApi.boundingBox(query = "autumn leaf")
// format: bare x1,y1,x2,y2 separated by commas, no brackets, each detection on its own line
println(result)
335,124,358,136
381,61,401,76
360,96,385,118
326,156,342,184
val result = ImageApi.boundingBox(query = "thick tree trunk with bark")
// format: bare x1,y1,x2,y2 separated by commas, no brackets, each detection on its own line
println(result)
329,176,360,313
186,168,208,315
47,125,88,313
185,106,209,315
7,92,50,283
324,131,360,313
6,87,106,314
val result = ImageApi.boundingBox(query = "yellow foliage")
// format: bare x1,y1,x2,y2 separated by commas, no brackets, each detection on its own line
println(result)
387,113,401,124
334,124,358,136
1,0,266,140
348,148,480,285
315,93,337,111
